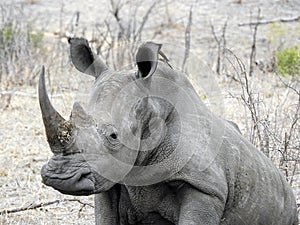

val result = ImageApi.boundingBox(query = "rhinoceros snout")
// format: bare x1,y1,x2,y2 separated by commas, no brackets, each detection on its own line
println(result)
40,153,118,195
41,157,96,196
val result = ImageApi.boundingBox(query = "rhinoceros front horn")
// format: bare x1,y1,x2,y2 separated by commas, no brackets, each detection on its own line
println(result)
38,66,74,153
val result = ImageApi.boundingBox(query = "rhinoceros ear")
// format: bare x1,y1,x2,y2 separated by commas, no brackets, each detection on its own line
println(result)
136,42,162,79
68,37,108,78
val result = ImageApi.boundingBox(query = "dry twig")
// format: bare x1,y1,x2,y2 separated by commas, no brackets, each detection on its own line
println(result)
182,7,193,71
0,90,62,98
210,19,228,75
249,8,260,77
0,198,94,215
238,15,300,26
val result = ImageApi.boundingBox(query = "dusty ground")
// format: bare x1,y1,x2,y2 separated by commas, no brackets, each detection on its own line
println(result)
0,0,299,224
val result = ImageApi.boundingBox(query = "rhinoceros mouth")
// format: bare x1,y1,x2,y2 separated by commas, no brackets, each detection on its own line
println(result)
41,154,115,195
41,161,96,195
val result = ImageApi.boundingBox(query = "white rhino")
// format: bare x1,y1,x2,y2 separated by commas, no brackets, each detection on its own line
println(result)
39,38,298,225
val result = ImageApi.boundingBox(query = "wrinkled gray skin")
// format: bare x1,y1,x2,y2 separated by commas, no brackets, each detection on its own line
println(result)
39,38,298,225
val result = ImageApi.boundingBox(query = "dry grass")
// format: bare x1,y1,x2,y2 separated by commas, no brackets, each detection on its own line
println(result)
0,0,299,224
0,84,95,224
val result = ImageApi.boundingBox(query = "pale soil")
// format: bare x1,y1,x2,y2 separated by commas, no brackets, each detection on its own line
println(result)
0,0,299,224
0,89,95,224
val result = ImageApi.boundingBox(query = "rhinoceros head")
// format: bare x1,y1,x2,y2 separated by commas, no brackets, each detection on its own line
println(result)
39,38,178,195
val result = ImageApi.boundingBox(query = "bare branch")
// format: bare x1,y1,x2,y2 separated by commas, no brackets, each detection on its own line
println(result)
238,15,300,26
210,22,221,74
133,1,157,44
225,49,265,152
210,19,228,75
249,8,260,77
110,0,125,39
0,90,62,98
0,198,94,215
182,7,192,71
221,19,228,62
66,11,80,38
275,72,300,95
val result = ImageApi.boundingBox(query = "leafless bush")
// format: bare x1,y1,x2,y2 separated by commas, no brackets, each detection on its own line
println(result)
231,11,300,184
225,49,299,184
87,0,160,70
0,2,80,109
0,4,44,85
210,19,228,76
0,3,44,108
72,0,190,71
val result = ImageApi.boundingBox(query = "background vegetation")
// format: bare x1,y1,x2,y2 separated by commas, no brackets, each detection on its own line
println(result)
0,0,299,224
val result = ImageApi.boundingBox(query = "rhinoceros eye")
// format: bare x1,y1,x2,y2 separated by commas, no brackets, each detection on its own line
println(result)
97,124,120,148
109,133,117,140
